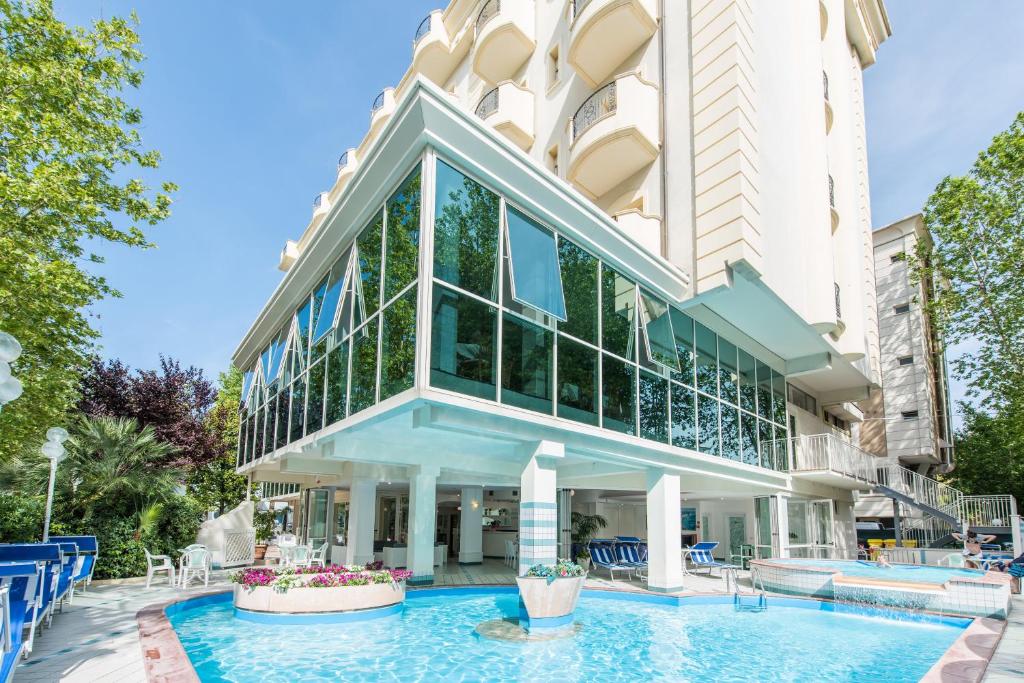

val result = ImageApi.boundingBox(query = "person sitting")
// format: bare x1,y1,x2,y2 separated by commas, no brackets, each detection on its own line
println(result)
951,529,996,569
876,552,892,568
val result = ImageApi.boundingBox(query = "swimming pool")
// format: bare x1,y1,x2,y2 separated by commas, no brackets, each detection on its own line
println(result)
766,558,985,585
168,588,966,682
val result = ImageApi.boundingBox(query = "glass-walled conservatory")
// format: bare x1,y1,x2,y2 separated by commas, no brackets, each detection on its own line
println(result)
236,154,790,472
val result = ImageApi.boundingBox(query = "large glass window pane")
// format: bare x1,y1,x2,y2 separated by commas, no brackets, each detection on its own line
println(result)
695,322,718,397
294,299,312,375
306,359,325,434
738,349,757,415
740,411,759,466
721,404,740,461
252,411,264,460
430,285,497,400
501,313,553,414
771,369,787,425
601,265,636,360
756,360,773,421
356,213,383,318
349,319,379,414
671,382,696,449
758,419,774,468
557,239,598,344
505,206,566,320
380,286,418,401
718,339,738,406
289,377,306,443
696,393,719,456
639,371,668,443
433,160,500,300
602,354,636,435
639,289,679,371
556,336,598,426
669,308,695,387
241,370,254,409
312,250,350,348
265,326,288,384
274,390,289,449
325,341,349,425
384,169,421,302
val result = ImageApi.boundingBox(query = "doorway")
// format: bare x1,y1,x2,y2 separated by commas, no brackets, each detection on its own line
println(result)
727,515,746,559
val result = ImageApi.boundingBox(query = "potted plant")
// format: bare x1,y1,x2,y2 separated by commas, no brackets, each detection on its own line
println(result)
571,512,607,570
515,560,586,632
253,509,275,561
232,564,412,617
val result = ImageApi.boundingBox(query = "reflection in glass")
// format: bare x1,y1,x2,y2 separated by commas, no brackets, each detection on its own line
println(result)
430,285,497,400
718,338,738,406
639,289,679,371
602,354,636,435
501,313,553,414
356,214,383,317
740,410,759,466
720,404,739,461
738,349,757,415
349,319,379,415
289,377,306,443
758,419,774,468
602,265,636,360
771,368,787,425
556,336,598,426
639,371,668,442
380,286,417,401
669,308,695,387
274,390,289,450
671,382,696,449
312,250,350,347
325,341,348,425
294,299,312,375
433,160,500,300
505,206,566,320
557,239,598,344
384,170,421,302
756,360,773,421
695,322,718,397
697,392,719,456
306,359,325,433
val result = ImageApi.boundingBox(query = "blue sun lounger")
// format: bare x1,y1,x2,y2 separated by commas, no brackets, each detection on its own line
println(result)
0,561,44,674
49,536,98,599
0,543,62,652
684,541,737,576
51,543,79,612
589,543,633,581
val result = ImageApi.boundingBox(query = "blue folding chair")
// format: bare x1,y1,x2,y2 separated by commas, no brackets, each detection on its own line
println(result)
49,536,98,599
683,541,737,576
0,543,61,651
589,543,633,581
0,561,43,671
53,542,79,610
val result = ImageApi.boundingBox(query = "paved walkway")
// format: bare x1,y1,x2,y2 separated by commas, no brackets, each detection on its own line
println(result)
983,591,1024,682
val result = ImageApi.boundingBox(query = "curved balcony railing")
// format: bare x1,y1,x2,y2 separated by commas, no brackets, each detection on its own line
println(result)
313,193,324,209
571,81,616,142
337,150,349,170
828,174,835,208
475,87,499,119
571,0,594,21
476,0,500,34
371,90,386,114
414,14,432,44
823,70,829,101
834,282,841,319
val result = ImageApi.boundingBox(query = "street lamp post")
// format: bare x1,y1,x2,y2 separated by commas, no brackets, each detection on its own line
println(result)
41,427,70,543
0,331,24,412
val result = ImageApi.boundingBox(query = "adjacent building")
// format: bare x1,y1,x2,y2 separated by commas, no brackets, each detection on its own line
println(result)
233,0,892,589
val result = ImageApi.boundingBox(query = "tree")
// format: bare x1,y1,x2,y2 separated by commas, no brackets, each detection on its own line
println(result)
79,357,221,469
188,365,252,515
914,112,1024,414
941,407,1024,510
0,0,176,462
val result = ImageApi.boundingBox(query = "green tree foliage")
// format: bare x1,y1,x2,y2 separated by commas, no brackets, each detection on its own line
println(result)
0,0,176,462
914,112,1024,413
0,490,44,542
188,365,252,515
941,407,1024,513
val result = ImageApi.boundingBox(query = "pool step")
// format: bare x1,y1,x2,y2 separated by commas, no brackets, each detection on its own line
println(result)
733,592,767,612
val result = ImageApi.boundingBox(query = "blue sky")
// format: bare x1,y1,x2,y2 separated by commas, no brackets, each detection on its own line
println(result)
56,2,1023,425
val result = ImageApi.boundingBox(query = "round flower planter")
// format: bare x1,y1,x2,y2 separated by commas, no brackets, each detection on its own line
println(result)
233,581,405,618
515,575,586,631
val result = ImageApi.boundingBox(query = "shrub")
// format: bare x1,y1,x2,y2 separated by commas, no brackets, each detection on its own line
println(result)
92,516,147,580
0,492,44,543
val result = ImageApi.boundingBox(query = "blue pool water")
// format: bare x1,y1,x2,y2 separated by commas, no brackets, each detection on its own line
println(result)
768,558,985,585
169,589,966,682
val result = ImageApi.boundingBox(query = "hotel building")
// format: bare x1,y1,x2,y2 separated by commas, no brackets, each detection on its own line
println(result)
234,0,893,589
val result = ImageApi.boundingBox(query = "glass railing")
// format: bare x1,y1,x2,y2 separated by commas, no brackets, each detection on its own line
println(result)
371,90,386,114
476,0,500,34
337,151,349,170
571,80,617,141
414,14,432,44
475,87,499,119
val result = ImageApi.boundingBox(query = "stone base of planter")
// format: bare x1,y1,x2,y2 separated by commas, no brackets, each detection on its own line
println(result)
515,575,586,632
233,581,405,624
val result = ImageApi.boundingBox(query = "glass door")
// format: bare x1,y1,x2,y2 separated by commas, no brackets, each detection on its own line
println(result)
810,500,835,558
305,489,330,548
753,496,777,558
728,516,746,559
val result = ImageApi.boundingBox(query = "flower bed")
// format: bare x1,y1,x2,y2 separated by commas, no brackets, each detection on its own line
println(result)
232,563,411,616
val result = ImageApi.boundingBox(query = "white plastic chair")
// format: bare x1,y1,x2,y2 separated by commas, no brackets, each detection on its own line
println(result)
309,543,328,568
144,549,176,588
291,545,313,569
176,544,207,586
179,548,211,588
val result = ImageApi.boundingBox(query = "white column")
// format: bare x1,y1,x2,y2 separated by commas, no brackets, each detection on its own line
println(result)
346,477,377,566
646,469,684,593
518,442,562,575
407,465,439,585
459,486,484,564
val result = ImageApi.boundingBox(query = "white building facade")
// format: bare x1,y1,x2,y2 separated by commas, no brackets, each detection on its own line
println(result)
233,0,891,589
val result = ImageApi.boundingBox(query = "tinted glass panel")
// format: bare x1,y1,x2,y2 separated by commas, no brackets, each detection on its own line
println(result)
430,285,497,400
325,341,348,425
505,206,566,320
718,339,738,406
274,391,289,450
380,286,417,401
695,322,718,397
349,319,379,414
356,214,383,317
312,251,350,346
602,354,636,435
639,290,679,370
669,308,695,387
557,239,598,344
433,160,500,300
241,371,254,408
556,336,598,426
741,410,759,466
670,383,696,450
266,327,288,383
697,392,719,456
294,299,312,374
771,369,787,425
720,404,739,461
306,360,325,433
384,169,421,301
289,377,306,443
639,371,669,443
756,360,773,421
253,407,264,457
759,419,775,468
501,314,553,414
601,265,636,360
738,349,757,415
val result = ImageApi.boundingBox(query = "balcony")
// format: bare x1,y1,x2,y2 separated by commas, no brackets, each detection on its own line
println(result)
823,70,833,133
369,87,396,138
773,434,879,489
472,0,535,85
474,81,534,151
312,191,330,219
278,239,300,272
412,10,470,86
568,0,657,87
819,0,828,39
828,173,838,230
611,208,660,255
567,72,659,199
336,148,358,187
